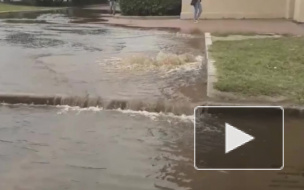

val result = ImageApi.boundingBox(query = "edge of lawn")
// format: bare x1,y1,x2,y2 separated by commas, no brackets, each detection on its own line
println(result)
205,33,304,105
0,2,67,14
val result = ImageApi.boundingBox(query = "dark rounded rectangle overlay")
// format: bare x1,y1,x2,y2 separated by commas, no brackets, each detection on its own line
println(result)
194,106,284,171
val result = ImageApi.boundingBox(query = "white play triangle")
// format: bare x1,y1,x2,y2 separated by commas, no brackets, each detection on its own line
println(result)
225,123,255,154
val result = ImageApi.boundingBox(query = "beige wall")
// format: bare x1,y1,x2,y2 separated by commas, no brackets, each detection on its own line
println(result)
294,0,304,22
181,0,290,19
286,0,296,19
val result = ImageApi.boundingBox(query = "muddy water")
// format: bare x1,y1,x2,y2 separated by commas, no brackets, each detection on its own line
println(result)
0,9,206,103
0,105,193,190
0,105,303,190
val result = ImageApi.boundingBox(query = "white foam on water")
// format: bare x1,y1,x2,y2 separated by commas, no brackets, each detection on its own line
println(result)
116,109,159,120
56,105,103,115
116,109,194,123
1,103,193,123
55,105,194,123
161,55,203,80
36,14,69,24
98,52,203,76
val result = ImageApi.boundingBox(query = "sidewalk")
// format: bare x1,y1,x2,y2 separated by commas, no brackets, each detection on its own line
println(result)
102,17,304,35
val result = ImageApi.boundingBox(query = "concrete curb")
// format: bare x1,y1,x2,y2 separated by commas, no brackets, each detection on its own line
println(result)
0,93,304,116
205,32,219,98
0,93,194,115
113,15,180,20
0,93,106,107
205,33,241,99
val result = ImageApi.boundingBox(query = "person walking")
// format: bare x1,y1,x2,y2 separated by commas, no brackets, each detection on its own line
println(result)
191,0,202,23
108,0,117,15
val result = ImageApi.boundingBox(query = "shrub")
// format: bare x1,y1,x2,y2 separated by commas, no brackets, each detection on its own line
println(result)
35,0,61,6
119,0,181,16
19,0,67,6
71,0,107,6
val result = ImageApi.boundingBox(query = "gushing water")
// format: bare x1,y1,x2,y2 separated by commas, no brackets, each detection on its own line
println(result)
100,51,203,74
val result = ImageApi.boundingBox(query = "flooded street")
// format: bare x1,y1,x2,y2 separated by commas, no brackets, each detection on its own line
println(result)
0,9,206,103
0,105,303,190
0,105,193,190
0,8,303,190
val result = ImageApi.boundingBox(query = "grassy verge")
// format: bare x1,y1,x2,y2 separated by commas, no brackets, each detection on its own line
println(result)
0,3,49,12
210,36,304,103
212,32,292,37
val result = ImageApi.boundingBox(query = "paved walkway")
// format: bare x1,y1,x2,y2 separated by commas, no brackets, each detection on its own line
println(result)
102,17,304,35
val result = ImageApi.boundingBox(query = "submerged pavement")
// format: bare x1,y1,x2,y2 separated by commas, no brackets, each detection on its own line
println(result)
0,8,206,104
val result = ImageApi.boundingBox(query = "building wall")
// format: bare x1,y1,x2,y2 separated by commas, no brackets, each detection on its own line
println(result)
181,0,289,19
294,0,304,22
286,0,296,19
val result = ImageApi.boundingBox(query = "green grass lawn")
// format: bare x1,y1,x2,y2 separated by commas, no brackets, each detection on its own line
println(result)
210,36,304,103
212,32,291,37
0,2,47,12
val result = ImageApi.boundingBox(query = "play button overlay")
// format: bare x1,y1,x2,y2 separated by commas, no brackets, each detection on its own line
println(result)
225,123,255,154
194,106,284,170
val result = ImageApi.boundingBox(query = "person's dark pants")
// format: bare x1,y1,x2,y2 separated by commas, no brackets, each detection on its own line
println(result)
109,1,116,15
193,1,202,20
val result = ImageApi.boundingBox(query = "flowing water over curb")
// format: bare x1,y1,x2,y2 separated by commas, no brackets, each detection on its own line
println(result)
0,93,196,115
